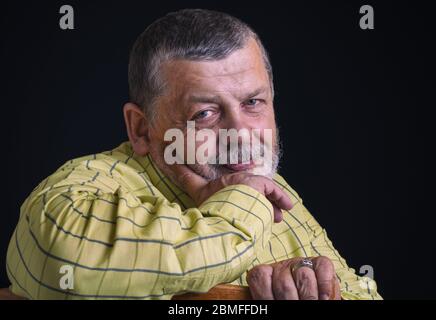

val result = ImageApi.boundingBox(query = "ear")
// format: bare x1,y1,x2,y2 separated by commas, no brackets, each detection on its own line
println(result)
123,102,150,156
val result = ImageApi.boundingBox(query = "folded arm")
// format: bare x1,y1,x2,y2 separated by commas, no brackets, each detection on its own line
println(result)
7,167,275,299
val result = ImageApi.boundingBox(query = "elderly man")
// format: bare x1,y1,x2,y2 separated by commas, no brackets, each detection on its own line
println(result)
6,9,381,300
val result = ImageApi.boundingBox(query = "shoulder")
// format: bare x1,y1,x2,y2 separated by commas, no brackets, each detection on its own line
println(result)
28,141,152,198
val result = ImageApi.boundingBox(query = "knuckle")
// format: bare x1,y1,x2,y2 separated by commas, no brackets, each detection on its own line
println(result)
314,256,335,273
178,174,194,193
218,175,229,186
219,174,239,187
247,265,273,283
179,172,190,184
275,280,294,295
223,173,245,186
277,259,294,270
286,257,301,265
294,267,314,281
315,255,331,264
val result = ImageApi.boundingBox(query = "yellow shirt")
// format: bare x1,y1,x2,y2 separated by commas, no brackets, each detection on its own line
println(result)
6,141,382,300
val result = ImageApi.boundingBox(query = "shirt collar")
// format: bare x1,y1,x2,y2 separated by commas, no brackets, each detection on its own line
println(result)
125,142,196,210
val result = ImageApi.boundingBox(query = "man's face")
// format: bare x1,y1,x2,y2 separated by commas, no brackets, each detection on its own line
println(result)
147,37,280,182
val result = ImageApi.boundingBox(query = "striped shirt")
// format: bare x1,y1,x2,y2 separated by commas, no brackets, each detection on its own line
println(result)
6,140,382,299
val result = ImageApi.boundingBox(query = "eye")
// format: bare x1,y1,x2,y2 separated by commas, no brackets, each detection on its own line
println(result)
246,99,258,106
192,109,213,120
243,99,262,108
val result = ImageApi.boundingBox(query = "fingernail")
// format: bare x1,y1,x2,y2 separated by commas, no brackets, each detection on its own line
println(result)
320,294,330,300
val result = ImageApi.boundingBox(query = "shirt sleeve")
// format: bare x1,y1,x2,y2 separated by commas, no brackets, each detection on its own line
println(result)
303,203,383,300
6,166,274,299
271,174,382,300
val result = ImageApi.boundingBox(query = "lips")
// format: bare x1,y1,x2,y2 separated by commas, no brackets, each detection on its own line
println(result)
224,160,255,171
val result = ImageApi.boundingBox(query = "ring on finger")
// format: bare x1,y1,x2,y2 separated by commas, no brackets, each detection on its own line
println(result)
291,258,314,274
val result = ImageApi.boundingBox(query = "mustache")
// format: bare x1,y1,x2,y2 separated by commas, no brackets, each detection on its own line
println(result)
189,138,281,182
208,141,270,165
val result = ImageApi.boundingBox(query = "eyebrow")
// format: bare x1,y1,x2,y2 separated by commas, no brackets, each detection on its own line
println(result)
187,94,221,104
186,86,270,104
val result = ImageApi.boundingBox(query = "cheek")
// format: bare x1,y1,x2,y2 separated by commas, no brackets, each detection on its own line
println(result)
247,106,275,127
148,142,166,165
194,132,219,162
248,117,276,141
149,132,167,155
149,127,180,164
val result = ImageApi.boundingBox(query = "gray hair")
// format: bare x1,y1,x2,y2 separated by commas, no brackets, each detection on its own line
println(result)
128,9,274,121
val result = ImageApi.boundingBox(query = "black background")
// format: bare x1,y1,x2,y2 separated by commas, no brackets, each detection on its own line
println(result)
0,0,433,299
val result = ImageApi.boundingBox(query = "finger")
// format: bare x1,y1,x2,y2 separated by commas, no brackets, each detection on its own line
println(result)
271,260,299,300
312,256,336,300
291,259,318,300
332,277,341,300
264,181,293,211
247,265,274,300
272,205,283,223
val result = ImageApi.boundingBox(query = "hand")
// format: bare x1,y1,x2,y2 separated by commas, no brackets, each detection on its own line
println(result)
247,256,341,300
171,164,293,222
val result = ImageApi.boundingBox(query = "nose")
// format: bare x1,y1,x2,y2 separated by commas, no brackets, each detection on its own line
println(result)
220,108,252,146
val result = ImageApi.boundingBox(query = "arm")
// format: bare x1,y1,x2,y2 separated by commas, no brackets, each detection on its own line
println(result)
6,167,276,299
245,174,382,300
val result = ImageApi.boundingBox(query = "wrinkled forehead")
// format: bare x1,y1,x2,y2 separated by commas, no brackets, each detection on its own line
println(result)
161,38,271,102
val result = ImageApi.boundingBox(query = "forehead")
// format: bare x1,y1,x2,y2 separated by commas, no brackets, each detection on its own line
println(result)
161,38,270,100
